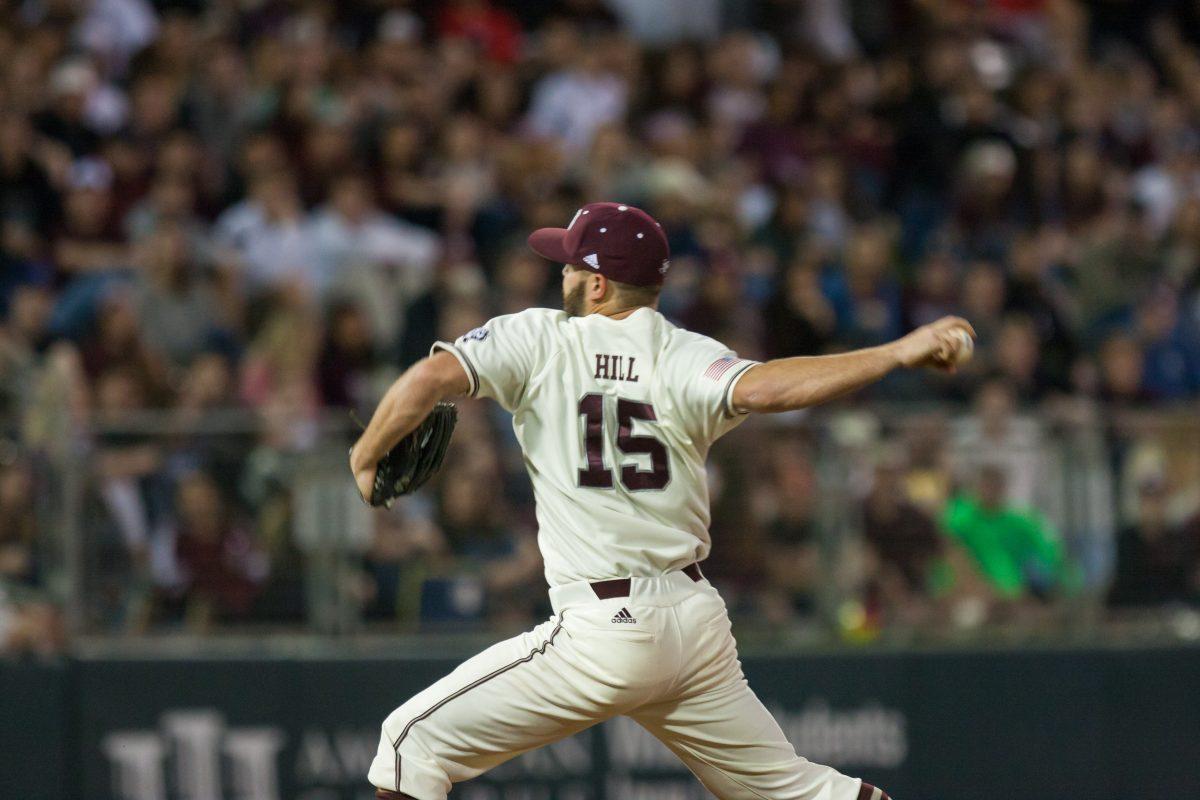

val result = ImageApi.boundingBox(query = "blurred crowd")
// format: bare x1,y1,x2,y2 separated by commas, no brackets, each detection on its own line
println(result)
3,0,1200,651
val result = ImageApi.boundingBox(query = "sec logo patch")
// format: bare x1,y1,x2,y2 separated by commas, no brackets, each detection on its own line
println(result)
461,326,489,343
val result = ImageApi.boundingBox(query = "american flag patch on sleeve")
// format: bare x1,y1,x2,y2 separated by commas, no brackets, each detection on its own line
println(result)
703,356,749,381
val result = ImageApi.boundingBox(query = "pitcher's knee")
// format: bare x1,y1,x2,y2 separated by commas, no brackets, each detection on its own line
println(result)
369,717,451,800
857,782,892,800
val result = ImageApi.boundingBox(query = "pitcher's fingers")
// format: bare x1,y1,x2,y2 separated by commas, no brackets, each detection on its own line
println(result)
944,316,976,338
935,330,957,359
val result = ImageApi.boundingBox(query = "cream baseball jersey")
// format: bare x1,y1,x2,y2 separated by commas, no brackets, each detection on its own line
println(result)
431,306,758,586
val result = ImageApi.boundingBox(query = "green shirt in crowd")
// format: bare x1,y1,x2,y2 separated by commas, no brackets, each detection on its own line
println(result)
941,495,1068,599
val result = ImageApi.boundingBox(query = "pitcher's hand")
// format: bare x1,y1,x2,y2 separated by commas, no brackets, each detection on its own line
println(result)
349,444,377,505
892,317,976,372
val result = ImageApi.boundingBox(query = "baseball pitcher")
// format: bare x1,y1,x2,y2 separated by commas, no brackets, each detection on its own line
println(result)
350,202,974,800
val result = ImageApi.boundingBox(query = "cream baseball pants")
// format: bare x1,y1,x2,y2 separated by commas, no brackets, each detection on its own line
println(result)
369,571,867,799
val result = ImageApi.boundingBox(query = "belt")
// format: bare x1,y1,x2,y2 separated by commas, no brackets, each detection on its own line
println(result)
590,563,704,600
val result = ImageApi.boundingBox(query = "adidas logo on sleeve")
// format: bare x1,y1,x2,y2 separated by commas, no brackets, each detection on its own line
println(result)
612,608,637,624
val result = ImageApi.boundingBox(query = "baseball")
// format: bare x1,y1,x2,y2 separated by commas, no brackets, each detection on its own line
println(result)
954,328,975,364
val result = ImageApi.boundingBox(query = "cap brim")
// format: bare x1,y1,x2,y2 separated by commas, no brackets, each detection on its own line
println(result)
527,228,573,265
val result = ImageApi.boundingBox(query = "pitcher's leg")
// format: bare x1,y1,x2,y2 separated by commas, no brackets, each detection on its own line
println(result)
368,614,600,799
630,589,885,800
631,674,865,800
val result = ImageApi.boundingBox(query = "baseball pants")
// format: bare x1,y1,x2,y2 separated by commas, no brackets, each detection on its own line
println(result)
368,570,868,799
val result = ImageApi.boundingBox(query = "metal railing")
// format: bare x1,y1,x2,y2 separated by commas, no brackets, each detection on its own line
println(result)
6,400,1200,650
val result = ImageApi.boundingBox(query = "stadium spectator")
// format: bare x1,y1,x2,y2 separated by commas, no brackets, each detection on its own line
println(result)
0,455,39,588
317,300,381,410
361,504,448,623
213,169,319,296
494,245,557,316
762,256,836,359
438,0,523,65
1004,230,1077,392
952,379,1050,514
942,465,1071,603
80,289,169,403
0,590,63,656
1132,285,1200,402
824,223,904,348
526,32,630,156
992,315,1049,403
1109,477,1198,608
130,223,225,371
156,471,267,629
1097,333,1153,408
430,445,542,627
0,112,60,244
900,414,954,515
861,458,945,624
91,365,164,559
905,250,962,331
0,285,54,419
756,441,822,624
959,262,1008,362
309,172,439,343
34,61,104,158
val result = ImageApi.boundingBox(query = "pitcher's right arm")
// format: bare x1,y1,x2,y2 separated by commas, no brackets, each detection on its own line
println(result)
731,316,975,414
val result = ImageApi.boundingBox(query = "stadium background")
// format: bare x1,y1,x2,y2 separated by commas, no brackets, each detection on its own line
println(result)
2,0,1200,798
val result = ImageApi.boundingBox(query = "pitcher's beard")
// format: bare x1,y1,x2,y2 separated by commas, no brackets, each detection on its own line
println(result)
563,283,586,317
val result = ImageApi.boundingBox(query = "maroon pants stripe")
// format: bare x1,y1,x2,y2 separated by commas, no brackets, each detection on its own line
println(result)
376,791,418,800
389,614,566,793
857,783,892,800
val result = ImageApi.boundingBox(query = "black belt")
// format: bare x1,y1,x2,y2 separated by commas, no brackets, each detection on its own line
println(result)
590,563,703,600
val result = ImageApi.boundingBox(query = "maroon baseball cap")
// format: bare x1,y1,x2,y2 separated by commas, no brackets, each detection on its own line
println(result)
527,202,671,287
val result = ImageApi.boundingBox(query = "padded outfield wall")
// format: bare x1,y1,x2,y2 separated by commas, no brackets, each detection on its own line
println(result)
3,645,1199,800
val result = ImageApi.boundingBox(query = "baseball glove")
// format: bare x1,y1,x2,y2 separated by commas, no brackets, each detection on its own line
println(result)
362,402,458,507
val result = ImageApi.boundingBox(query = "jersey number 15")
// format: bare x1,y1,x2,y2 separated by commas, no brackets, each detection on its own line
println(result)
577,393,670,491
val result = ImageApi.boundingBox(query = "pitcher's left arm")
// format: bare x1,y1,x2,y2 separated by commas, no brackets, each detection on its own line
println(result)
349,350,470,502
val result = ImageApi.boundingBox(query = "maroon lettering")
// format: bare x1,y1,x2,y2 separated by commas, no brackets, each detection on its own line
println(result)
577,393,613,488
594,353,640,382
576,394,670,491
617,399,669,490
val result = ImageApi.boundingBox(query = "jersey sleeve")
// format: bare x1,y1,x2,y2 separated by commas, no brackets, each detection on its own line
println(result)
663,333,760,443
429,309,548,412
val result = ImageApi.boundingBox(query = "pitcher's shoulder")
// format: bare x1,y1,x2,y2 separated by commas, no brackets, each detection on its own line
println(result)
661,323,733,357
451,308,568,360
526,307,569,325
495,307,570,337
